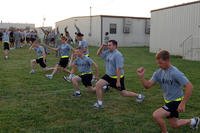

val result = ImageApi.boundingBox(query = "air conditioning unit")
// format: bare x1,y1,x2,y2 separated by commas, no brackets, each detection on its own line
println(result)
123,18,132,34
123,26,130,33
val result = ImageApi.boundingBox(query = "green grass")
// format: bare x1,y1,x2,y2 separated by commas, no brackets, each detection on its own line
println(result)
0,45,200,133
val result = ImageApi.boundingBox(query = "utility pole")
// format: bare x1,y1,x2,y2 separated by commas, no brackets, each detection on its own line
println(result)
42,17,46,27
89,6,92,36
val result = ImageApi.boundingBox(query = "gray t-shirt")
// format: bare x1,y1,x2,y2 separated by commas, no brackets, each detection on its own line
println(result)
58,43,72,57
14,31,21,41
78,40,89,55
151,66,189,101
73,56,93,73
2,32,10,43
101,49,124,76
104,35,109,44
34,46,45,58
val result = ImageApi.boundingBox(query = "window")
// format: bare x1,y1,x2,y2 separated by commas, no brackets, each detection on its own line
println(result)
110,23,117,34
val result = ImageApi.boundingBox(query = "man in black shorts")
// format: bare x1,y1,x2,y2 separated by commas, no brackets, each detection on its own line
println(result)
2,30,10,59
93,40,145,109
137,50,200,133
29,39,53,74
68,48,98,96
45,36,73,79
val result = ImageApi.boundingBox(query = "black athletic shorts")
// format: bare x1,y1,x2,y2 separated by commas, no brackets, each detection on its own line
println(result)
26,37,30,43
31,38,36,43
50,38,55,43
79,73,93,87
162,101,181,118
58,57,69,68
20,38,25,43
36,58,47,68
3,42,10,50
9,38,14,43
101,74,125,91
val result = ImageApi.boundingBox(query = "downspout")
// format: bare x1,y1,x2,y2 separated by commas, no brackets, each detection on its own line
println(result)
100,16,103,45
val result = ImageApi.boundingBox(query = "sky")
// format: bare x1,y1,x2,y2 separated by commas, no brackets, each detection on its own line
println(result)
0,0,196,27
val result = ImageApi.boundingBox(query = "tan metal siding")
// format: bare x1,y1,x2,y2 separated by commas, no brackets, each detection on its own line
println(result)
56,16,150,47
0,23,35,29
55,16,101,46
150,2,200,56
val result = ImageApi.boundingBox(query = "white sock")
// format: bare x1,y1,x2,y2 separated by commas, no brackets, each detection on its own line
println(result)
98,100,103,105
75,90,80,94
190,118,196,125
138,94,141,98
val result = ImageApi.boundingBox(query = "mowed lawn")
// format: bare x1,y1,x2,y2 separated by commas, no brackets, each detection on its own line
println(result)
0,45,200,133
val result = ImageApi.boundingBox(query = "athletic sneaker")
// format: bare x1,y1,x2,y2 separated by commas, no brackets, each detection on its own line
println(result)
72,92,81,97
5,56,8,60
102,85,109,92
190,117,200,130
93,102,103,109
63,75,71,82
135,94,145,103
29,70,35,74
45,74,53,79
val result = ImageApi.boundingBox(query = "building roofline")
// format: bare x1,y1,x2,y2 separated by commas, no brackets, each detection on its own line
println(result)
151,0,200,12
35,26,52,28
56,15,150,23
0,22,35,25
100,15,150,19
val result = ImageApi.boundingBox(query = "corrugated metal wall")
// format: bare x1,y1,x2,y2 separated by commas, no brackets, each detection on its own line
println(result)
150,2,200,56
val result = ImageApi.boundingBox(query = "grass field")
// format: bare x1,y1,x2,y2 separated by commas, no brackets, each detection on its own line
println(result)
0,46,200,133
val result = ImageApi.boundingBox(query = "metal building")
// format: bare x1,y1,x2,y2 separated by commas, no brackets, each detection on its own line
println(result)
150,1,200,61
0,22,35,30
55,15,150,47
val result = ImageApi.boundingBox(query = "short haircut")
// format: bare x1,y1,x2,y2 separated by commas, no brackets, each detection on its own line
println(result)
32,38,39,43
61,36,67,41
76,32,84,37
108,40,118,46
156,50,170,61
